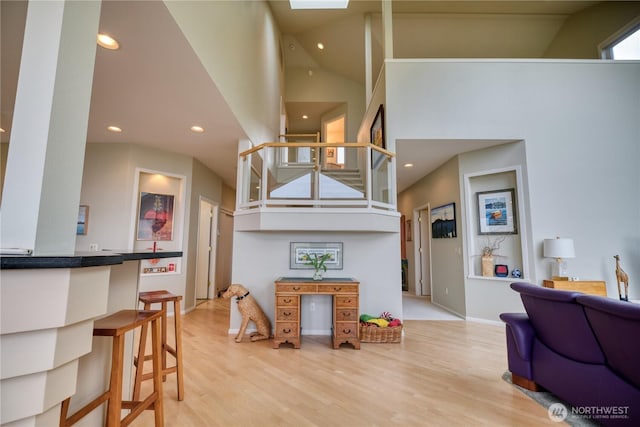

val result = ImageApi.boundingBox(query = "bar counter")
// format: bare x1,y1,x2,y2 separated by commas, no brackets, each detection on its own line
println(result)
0,249,182,425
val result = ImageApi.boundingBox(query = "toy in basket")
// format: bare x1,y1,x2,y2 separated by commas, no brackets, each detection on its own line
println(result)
359,311,402,343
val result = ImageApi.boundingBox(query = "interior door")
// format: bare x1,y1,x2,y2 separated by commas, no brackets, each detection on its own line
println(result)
196,198,218,300
419,208,432,296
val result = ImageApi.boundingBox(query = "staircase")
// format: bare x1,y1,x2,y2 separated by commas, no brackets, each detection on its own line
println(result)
321,169,364,193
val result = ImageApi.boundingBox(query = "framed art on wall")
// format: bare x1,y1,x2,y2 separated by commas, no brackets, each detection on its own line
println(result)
137,192,175,240
77,205,89,235
370,104,385,169
431,203,457,238
477,188,517,235
290,242,343,270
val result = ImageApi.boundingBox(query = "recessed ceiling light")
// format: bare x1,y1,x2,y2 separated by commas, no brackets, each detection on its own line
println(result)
190,125,204,133
403,163,414,168
0,128,5,133
107,126,122,133
317,42,324,50
97,33,119,50
302,115,308,120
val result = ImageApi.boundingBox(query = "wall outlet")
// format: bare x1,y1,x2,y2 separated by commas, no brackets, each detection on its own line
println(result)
445,287,449,295
89,243,99,251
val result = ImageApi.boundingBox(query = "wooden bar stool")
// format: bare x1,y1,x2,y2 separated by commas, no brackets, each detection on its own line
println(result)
134,290,184,401
60,310,164,427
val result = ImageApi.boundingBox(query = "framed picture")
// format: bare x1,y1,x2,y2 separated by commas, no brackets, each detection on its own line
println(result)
370,104,385,169
477,188,517,235
431,202,457,238
406,219,413,241
137,192,175,241
290,242,343,270
77,205,89,235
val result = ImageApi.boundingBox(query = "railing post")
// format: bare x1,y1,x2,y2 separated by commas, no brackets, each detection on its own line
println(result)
261,147,269,208
366,145,373,209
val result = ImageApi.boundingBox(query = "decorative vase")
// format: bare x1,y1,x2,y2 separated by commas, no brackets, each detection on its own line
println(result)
481,255,494,277
313,270,323,281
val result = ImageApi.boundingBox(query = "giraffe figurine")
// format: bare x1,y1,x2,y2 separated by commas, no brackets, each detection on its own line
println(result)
614,255,629,301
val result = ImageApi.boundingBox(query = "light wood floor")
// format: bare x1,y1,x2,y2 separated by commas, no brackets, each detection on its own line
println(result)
134,298,555,426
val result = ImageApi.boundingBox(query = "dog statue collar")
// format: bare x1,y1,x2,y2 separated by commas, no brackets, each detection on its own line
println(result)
236,291,250,303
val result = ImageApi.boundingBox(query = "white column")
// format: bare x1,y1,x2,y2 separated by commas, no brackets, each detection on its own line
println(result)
0,0,101,255
381,0,393,59
364,13,372,106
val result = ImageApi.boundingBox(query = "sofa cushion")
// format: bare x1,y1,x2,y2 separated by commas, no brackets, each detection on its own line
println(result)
577,295,640,389
510,282,605,364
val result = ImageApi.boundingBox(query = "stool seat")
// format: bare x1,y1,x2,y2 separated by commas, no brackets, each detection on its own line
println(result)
60,309,164,427
134,290,184,401
139,290,183,305
94,310,161,336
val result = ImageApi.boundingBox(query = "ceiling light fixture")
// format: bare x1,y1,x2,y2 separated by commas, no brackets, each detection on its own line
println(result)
403,163,414,168
190,125,205,133
317,42,324,50
302,115,308,120
0,128,5,133
97,33,119,50
107,126,122,133
290,0,349,9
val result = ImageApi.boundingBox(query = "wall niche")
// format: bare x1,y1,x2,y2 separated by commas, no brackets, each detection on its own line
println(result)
465,167,527,281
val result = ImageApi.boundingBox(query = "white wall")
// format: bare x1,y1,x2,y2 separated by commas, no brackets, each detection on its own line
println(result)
166,0,283,145
387,59,640,319
76,143,225,312
287,67,365,142
230,231,402,334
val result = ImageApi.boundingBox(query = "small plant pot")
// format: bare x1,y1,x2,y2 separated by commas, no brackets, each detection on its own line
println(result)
313,270,323,281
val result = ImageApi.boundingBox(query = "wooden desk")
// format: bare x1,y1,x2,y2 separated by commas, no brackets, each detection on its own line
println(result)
274,277,360,350
543,280,607,296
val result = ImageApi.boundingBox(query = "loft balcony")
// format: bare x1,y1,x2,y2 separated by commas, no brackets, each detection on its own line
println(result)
234,136,400,232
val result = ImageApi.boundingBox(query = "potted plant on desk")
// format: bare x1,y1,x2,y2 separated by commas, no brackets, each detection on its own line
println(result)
305,253,332,281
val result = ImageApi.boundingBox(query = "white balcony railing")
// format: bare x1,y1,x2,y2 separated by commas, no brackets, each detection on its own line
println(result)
237,137,395,211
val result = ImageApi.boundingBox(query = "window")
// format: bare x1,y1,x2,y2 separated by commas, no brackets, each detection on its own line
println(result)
600,18,640,60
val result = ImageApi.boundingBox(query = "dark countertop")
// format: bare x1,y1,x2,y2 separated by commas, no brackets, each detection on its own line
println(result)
0,250,183,270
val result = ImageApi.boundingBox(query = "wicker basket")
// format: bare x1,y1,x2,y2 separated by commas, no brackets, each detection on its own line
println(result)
359,323,402,343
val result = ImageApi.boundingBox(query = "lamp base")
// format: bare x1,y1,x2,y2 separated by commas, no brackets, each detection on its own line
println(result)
551,259,569,279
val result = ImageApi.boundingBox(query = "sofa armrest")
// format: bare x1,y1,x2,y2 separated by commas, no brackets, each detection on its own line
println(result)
500,313,535,361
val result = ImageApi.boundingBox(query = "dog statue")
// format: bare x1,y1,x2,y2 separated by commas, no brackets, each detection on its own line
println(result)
222,284,272,342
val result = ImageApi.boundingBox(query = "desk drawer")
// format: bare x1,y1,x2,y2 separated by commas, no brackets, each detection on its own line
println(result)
277,307,298,321
274,322,299,338
276,283,317,293
334,322,358,338
317,283,358,294
276,295,299,306
335,296,358,307
335,308,357,322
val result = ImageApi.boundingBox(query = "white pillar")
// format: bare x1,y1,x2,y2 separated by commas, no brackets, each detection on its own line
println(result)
1,0,101,255
381,0,393,59
364,13,372,106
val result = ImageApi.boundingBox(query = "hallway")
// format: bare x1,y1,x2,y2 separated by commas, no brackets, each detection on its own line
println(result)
402,294,462,321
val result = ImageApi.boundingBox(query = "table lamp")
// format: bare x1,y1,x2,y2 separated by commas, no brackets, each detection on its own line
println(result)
543,237,575,279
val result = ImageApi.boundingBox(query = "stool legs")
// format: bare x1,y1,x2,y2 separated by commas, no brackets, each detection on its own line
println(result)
134,297,184,401
60,310,164,427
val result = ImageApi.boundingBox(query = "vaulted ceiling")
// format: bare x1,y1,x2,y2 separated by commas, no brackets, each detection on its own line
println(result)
1,1,604,191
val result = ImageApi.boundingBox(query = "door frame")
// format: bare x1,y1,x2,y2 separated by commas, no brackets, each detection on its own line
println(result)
195,196,219,302
413,203,432,297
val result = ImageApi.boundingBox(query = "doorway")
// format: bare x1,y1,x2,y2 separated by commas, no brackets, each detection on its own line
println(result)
322,114,345,169
416,206,432,296
195,197,218,301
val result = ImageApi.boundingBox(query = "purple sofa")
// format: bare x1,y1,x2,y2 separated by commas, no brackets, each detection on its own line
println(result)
501,282,640,426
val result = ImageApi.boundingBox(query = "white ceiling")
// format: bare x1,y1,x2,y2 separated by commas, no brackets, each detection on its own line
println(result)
1,1,599,192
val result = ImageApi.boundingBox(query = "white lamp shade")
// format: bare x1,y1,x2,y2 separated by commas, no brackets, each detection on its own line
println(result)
543,238,575,259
